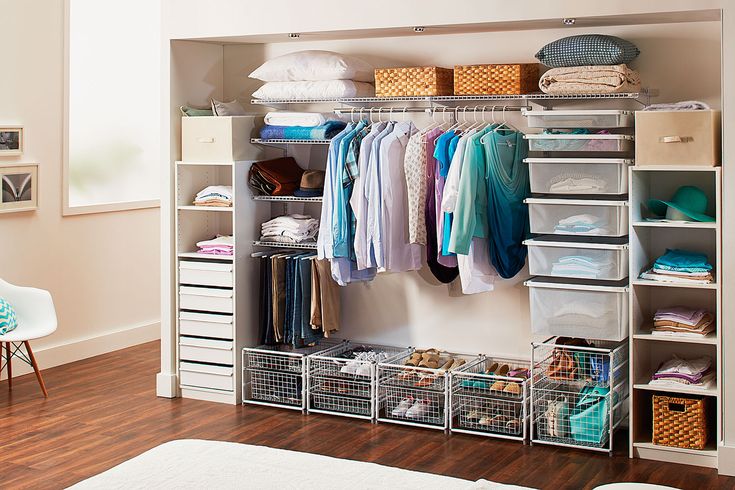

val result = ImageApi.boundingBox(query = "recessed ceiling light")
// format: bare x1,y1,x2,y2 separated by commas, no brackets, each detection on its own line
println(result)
288,33,300,39
563,18,576,26
413,26,425,33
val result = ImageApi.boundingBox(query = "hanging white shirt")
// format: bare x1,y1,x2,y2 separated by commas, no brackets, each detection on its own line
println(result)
441,129,476,213
363,122,395,270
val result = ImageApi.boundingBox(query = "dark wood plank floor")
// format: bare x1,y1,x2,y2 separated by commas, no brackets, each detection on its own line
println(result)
0,341,732,490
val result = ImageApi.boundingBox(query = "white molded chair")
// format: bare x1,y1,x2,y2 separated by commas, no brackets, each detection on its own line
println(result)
0,279,57,397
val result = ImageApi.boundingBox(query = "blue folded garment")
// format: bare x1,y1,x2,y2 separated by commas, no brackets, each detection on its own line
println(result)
654,249,712,271
259,121,347,140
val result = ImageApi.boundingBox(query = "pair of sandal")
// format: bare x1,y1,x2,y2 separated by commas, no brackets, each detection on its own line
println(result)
405,349,444,369
466,411,521,433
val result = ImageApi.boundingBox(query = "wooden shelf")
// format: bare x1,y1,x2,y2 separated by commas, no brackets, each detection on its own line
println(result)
633,332,717,345
177,252,233,261
176,160,234,166
633,441,717,468
632,221,717,229
631,279,717,290
633,381,717,397
177,205,233,212
631,165,721,172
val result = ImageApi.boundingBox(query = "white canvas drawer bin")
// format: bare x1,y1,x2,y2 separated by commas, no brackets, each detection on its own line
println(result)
523,237,629,281
525,158,632,195
524,278,629,342
179,337,234,365
525,134,634,153
525,198,629,237
181,116,254,162
179,285,233,314
180,361,234,391
179,311,233,339
522,110,634,129
179,261,233,288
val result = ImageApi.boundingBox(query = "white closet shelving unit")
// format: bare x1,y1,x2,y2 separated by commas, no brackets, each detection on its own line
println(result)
628,165,722,468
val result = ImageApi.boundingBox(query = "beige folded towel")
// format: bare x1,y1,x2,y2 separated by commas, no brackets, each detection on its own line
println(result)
539,64,641,95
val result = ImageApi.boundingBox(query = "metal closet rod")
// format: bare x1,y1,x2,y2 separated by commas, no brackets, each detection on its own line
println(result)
333,105,530,115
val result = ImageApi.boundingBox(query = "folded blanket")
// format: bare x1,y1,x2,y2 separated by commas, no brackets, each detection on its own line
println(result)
264,112,337,127
539,64,641,95
643,100,711,111
259,121,347,140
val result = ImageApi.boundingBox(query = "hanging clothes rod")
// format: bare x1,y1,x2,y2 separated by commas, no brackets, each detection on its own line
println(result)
333,105,530,116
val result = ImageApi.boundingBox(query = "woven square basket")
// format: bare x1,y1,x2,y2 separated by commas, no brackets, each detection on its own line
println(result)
652,395,708,450
454,63,539,95
375,66,454,97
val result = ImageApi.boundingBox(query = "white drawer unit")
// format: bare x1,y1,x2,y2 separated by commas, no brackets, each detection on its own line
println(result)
179,336,234,365
180,361,234,391
525,133,634,153
525,278,629,342
179,285,233,314
179,311,233,339
179,260,234,287
524,236,629,281
522,109,634,129
525,158,632,195
181,116,256,162
525,197,629,237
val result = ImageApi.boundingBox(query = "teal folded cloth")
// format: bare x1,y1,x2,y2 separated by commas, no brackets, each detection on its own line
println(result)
260,121,347,140
654,249,712,271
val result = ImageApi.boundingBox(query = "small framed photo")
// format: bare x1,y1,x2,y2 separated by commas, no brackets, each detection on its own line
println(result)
0,127,23,156
1,164,38,213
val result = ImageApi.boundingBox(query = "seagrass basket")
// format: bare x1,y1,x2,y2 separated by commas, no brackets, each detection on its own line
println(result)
454,63,539,95
374,66,454,97
652,395,708,450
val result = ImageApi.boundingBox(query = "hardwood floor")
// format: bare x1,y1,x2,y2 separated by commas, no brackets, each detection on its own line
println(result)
0,341,732,490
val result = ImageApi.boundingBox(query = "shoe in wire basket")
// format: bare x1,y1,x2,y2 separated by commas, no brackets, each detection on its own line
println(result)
450,356,531,441
308,342,411,419
530,337,629,452
378,349,480,429
243,340,343,409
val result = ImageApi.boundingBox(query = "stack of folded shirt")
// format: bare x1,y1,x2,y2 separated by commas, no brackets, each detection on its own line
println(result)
551,254,613,278
260,214,319,244
193,185,232,207
652,306,715,338
554,214,609,235
650,356,715,390
548,172,606,193
196,235,233,256
639,249,714,284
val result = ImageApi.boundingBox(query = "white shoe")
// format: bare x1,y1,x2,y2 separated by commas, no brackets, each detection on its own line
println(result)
391,396,415,417
340,361,359,375
405,399,432,419
355,363,372,377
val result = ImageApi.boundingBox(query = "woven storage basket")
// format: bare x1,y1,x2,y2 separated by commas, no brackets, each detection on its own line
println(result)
652,395,708,450
375,66,454,97
454,63,539,95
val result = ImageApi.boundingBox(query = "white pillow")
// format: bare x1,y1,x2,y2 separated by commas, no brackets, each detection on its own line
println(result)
249,50,374,82
252,80,375,100
211,98,247,116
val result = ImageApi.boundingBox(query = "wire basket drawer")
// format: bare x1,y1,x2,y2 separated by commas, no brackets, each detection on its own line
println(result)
450,357,531,440
309,375,372,399
311,393,372,417
244,341,343,373
248,369,303,407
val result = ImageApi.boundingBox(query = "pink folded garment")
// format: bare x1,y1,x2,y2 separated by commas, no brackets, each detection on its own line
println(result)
198,246,233,256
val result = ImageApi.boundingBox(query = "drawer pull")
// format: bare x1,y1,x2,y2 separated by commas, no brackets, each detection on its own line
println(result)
197,137,215,143
659,135,692,143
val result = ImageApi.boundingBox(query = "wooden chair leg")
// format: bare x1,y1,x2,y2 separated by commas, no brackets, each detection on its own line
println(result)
5,342,11,390
23,341,47,398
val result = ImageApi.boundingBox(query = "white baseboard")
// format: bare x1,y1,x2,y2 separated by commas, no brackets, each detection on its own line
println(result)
1,321,160,379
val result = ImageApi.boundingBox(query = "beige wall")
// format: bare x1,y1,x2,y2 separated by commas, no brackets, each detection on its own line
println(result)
0,0,160,376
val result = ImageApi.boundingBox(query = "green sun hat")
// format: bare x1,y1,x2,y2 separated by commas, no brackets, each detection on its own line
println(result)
647,185,715,222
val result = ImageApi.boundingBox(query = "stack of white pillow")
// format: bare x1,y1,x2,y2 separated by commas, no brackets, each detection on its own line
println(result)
250,50,374,100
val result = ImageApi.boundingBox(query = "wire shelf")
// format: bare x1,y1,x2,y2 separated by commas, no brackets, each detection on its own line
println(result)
251,138,332,145
252,240,318,250
253,195,323,203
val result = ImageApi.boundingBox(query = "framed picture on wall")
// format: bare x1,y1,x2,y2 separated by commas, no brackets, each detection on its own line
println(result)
0,127,23,156
0,163,38,213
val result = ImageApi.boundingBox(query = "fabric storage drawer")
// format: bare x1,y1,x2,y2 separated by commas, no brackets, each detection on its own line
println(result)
179,336,234,365
522,110,634,129
179,261,233,287
524,236,629,281
526,158,632,195
525,278,629,341
181,116,256,162
525,134,634,153
635,110,721,166
525,198,628,237
179,311,233,339
179,285,233,313
180,361,234,391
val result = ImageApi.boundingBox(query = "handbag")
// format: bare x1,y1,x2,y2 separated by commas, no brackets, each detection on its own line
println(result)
569,386,610,444
546,348,577,380
248,157,304,196
544,396,569,438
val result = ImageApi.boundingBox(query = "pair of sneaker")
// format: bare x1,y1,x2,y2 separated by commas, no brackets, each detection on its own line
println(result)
390,396,432,419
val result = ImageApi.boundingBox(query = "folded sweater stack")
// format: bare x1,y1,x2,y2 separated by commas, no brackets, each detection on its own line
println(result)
640,249,714,285
652,306,715,338
260,214,319,244
193,185,232,207
650,356,715,390
196,235,234,256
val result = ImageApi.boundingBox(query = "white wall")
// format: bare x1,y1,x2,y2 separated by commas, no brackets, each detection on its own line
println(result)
0,0,160,376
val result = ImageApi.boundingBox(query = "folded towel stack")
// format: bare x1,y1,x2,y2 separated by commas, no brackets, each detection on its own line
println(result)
260,214,319,244
650,356,714,390
554,213,609,235
259,120,347,141
551,253,613,278
193,185,233,207
652,306,715,338
196,235,234,256
539,64,641,95
639,249,714,285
